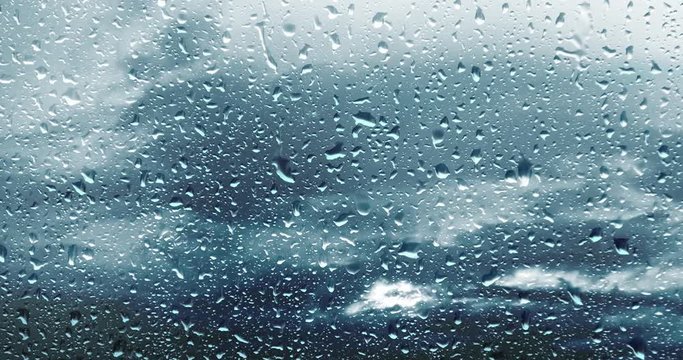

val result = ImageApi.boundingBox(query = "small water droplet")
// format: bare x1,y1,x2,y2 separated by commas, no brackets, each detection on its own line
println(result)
475,7,486,25
434,163,450,179
62,88,81,106
222,30,232,44
282,23,296,37
274,156,295,183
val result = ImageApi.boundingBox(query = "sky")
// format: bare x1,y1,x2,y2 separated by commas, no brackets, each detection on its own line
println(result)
0,0,681,358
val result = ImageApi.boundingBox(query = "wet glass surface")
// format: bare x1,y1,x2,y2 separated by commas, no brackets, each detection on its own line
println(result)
0,0,681,358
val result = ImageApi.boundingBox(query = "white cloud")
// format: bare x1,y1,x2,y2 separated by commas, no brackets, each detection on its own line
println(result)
497,268,592,290
413,178,580,246
409,172,679,248
598,266,683,293
345,280,434,315
566,185,663,224
498,266,683,294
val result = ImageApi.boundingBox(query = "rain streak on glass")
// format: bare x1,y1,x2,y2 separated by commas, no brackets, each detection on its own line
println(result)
0,0,681,359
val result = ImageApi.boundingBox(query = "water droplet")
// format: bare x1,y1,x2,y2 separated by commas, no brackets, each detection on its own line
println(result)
434,163,450,179
325,142,346,161
372,12,387,28
475,7,486,25
282,23,296,37
614,237,630,255
378,41,389,54
627,336,647,360
555,12,566,27
589,228,603,242
274,156,295,183
352,111,376,127
62,88,81,106
222,30,232,44
517,156,532,187
471,66,481,82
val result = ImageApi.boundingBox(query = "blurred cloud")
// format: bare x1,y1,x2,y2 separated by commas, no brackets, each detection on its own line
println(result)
498,266,683,294
345,280,435,315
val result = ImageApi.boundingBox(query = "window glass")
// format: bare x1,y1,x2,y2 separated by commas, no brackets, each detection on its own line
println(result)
0,0,680,358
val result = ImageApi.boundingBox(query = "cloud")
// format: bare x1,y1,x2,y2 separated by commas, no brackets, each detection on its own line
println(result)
411,177,580,246
599,266,683,293
407,169,680,248
345,280,435,315
498,266,683,294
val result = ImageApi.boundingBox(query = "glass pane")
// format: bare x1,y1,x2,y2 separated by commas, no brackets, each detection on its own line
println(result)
0,0,680,358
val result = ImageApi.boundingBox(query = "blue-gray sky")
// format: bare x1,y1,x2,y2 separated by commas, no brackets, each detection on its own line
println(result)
0,0,681,358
